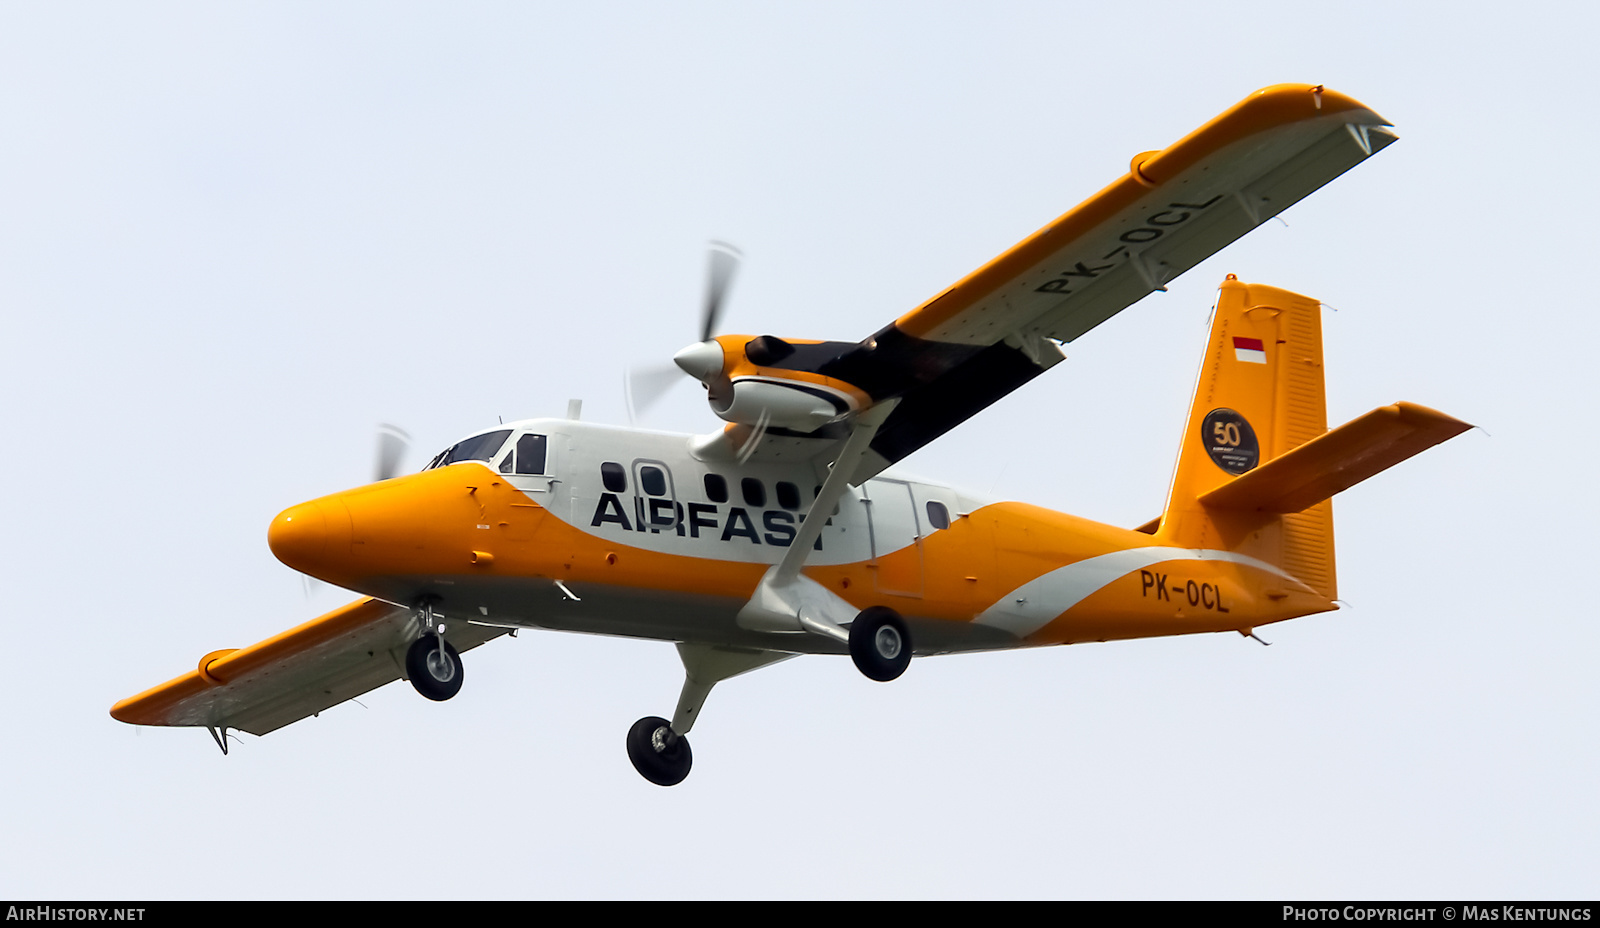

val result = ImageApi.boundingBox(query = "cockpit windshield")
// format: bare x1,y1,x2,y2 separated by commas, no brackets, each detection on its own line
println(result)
424,429,512,471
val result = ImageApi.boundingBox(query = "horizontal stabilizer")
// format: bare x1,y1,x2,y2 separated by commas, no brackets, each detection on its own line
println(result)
1198,402,1470,514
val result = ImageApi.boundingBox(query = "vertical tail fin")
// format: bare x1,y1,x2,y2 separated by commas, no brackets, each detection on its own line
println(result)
1156,276,1336,599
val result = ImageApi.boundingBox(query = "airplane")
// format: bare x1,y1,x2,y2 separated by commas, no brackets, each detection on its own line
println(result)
110,83,1470,786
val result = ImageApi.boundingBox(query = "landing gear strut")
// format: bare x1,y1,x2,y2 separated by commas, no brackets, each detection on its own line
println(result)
626,716,692,786
849,606,911,682
406,601,463,701
624,644,794,786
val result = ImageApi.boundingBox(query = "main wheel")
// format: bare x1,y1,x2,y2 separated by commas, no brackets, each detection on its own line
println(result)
626,716,692,786
406,635,463,701
849,606,911,682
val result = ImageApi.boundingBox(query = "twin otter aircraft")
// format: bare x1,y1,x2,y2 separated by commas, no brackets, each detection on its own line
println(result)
112,84,1469,785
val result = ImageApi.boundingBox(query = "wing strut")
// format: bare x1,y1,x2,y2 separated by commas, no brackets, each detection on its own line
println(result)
737,399,899,639
775,399,899,586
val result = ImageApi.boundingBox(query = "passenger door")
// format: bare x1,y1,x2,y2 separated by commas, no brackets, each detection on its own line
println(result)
863,478,924,597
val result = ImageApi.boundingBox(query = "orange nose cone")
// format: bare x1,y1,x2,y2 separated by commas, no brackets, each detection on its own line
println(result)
268,500,349,576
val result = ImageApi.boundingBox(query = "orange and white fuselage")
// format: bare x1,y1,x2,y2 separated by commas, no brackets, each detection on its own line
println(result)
267,418,1330,658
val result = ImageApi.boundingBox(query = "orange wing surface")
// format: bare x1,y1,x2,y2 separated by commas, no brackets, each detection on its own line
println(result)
658,85,1396,473
892,83,1394,345
111,598,507,736
816,84,1397,472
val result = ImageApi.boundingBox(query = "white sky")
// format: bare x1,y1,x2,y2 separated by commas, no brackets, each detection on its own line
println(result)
2,1,1594,900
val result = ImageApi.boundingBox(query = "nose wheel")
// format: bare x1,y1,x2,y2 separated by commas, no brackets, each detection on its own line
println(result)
849,606,911,682
406,634,463,701
626,716,692,786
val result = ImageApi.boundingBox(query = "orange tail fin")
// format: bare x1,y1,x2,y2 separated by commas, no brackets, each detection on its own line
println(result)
1154,277,1469,602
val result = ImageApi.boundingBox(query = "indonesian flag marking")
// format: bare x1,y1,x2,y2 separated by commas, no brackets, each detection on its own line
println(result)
1233,336,1267,364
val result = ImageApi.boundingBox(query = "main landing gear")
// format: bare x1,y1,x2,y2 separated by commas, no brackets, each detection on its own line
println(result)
623,616,912,785
406,601,463,701
847,606,911,682
626,716,692,786
621,401,909,782
626,644,795,787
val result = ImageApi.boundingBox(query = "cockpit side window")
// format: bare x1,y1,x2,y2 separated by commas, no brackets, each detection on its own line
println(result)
517,434,548,475
499,433,548,475
424,429,513,470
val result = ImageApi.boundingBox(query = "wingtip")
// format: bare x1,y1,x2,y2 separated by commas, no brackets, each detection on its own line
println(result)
1391,401,1474,435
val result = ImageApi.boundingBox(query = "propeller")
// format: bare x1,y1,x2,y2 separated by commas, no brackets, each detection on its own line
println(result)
374,423,412,482
300,422,413,606
625,241,742,424
624,362,688,424
700,240,742,342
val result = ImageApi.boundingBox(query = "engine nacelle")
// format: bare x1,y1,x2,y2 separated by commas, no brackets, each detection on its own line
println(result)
675,334,871,434
713,377,856,432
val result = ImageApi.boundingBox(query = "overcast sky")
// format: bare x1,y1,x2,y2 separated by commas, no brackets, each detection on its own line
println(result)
2,1,1594,899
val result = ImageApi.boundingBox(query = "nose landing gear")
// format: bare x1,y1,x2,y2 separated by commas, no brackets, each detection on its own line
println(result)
405,600,463,701
406,634,463,701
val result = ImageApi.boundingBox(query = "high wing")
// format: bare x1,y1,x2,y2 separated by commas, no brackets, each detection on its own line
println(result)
729,83,1395,476
111,598,506,737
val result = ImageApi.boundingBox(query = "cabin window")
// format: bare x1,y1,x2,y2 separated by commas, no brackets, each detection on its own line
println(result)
741,478,766,507
926,500,951,530
704,473,728,503
601,462,626,492
813,486,841,516
640,465,667,496
776,482,800,511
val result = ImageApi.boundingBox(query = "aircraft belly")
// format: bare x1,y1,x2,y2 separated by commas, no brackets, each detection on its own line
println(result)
397,573,1022,656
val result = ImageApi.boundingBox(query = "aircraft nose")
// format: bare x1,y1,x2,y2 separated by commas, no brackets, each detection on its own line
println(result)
268,499,351,576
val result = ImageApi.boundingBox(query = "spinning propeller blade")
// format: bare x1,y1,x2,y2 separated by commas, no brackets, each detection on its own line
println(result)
625,241,743,424
701,241,742,343
624,363,687,425
374,423,412,482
